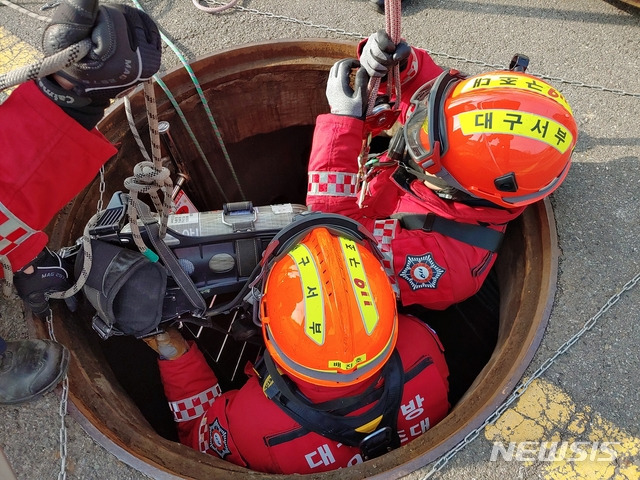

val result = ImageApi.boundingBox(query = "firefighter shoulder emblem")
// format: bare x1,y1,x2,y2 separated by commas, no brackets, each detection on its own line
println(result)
209,417,232,459
398,252,445,290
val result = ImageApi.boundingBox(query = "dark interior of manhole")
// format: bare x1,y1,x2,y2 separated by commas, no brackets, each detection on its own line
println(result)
88,124,500,445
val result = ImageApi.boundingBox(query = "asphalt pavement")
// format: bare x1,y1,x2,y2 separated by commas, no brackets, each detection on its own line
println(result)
0,0,639,479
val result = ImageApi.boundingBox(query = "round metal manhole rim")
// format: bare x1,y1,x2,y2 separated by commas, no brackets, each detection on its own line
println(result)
30,39,559,480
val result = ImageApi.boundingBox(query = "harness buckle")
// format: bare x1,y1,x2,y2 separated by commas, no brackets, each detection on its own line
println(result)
359,426,395,460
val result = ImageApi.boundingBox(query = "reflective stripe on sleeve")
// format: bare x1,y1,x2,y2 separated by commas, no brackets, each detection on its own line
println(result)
307,171,358,197
168,384,222,422
0,201,36,256
372,219,399,296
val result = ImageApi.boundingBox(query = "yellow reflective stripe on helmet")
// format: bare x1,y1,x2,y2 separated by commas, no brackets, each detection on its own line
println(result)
457,109,574,154
339,237,379,335
289,244,325,345
455,73,572,114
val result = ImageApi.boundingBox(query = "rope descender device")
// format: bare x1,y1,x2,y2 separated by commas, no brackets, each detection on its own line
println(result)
356,0,404,208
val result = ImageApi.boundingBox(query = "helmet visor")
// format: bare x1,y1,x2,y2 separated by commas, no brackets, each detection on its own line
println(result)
404,70,465,173
404,78,439,170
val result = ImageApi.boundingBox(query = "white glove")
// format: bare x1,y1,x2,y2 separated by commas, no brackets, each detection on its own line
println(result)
359,30,411,78
325,59,369,119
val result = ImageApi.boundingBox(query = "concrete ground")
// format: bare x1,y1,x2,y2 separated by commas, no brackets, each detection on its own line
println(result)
1,0,639,479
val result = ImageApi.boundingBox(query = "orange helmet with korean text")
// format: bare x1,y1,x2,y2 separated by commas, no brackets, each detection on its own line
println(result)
259,213,398,388
403,69,578,208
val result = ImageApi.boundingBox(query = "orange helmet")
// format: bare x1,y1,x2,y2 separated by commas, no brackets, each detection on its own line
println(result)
259,213,398,388
403,69,578,208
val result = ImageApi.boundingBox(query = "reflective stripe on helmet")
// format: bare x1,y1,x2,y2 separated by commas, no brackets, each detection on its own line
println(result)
454,73,573,114
456,109,575,154
264,322,397,384
339,236,379,335
289,243,325,345
289,236,382,345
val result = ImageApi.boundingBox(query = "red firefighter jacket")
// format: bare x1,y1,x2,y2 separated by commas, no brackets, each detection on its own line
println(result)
306,47,524,310
158,314,450,474
0,81,116,274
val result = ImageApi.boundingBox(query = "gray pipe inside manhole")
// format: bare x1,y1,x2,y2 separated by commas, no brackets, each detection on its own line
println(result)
31,40,558,480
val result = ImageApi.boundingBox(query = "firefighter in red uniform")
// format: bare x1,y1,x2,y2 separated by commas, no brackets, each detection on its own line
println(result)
144,213,450,474
307,32,578,310
0,0,161,404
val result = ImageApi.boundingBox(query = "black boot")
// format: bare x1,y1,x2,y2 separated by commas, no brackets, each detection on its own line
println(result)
0,339,69,405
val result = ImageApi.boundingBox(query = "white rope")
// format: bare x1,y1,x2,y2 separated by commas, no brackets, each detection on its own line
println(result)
0,39,91,92
359,0,403,207
366,0,403,115
0,255,15,297
191,0,240,14
385,0,402,108
123,79,173,259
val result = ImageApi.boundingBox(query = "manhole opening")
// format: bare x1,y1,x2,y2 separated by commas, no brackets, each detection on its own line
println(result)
75,124,500,447
39,40,554,480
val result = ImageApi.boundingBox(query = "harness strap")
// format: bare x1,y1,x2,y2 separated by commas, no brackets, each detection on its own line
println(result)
137,201,207,315
258,350,404,455
391,212,504,253
260,353,434,453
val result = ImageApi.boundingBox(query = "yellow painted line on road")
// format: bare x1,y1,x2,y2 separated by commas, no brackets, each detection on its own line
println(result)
0,26,41,97
485,378,640,479
0,26,41,71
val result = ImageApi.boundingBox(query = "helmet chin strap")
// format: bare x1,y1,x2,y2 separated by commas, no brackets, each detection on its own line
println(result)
400,154,452,189
422,173,451,192
399,155,485,202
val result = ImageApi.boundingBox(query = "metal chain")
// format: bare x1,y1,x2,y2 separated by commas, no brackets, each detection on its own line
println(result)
96,165,106,214
0,0,637,97
46,313,68,480
418,269,640,479
56,376,69,480
201,0,367,38
201,0,640,98
0,0,52,22
43,141,96,480
424,51,640,98
528,75,640,98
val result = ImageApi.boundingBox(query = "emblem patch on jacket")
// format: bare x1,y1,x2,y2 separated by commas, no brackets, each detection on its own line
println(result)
209,418,231,459
398,253,445,290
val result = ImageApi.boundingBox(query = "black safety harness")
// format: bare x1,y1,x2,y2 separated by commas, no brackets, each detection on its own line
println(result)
255,349,433,460
380,139,507,253
392,212,504,253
